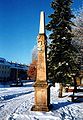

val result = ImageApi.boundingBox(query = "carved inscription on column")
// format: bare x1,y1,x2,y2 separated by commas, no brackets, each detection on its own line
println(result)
37,35,46,81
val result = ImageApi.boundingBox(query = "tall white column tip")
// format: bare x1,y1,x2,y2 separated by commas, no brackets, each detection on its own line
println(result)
39,11,45,34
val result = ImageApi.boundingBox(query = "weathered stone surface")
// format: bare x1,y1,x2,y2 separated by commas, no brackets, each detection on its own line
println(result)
37,34,47,81
31,84,50,111
31,105,50,112
31,11,50,112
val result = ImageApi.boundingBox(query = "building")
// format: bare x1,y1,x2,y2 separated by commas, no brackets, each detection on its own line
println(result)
10,62,28,81
0,57,29,82
0,58,11,81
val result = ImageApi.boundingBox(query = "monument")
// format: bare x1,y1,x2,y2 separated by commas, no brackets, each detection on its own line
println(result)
31,11,50,112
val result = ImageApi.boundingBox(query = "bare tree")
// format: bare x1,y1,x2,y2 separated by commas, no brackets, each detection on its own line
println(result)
72,7,83,86
32,45,38,62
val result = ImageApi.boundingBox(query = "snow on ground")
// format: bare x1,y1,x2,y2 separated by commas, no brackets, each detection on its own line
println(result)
0,81,83,120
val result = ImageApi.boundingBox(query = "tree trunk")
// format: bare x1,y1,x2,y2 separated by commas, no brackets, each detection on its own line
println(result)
73,76,77,94
58,83,63,98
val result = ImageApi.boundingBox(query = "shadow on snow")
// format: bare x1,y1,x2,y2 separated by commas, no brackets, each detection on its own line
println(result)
0,91,34,101
50,102,73,111
51,98,83,111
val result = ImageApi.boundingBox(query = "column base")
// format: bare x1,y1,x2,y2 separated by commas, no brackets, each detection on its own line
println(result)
31,105,50,112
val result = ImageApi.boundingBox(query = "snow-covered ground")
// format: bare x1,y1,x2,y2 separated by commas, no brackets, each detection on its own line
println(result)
0,81,83,120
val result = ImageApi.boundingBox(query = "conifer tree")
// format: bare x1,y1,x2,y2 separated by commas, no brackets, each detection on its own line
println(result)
46,0,79,97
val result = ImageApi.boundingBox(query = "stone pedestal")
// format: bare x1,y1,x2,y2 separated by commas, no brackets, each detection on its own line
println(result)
31,81,50,111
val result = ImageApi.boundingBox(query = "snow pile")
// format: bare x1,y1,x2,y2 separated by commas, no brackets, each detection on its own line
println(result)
0,81,83,120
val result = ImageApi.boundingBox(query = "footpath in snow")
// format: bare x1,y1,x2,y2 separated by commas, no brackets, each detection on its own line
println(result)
0,81,83,120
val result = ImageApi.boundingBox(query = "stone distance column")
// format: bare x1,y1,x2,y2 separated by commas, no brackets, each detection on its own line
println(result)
31,11,50,112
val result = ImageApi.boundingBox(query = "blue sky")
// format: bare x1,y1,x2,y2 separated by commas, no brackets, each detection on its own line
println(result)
0,0,82,64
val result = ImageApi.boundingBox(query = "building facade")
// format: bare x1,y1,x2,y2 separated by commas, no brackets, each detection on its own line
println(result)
0,57,29,82
10,62,28,81
0,58,11,81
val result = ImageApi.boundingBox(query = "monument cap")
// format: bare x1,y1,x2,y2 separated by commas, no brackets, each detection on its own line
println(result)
39,11,45,34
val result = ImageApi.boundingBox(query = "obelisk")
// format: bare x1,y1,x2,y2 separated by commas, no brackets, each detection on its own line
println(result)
31,11,50,112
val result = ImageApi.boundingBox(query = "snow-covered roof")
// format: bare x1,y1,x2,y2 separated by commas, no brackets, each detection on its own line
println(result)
0,57,6,61
10,62,28,70
0,58,11,66
0,57,28,70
